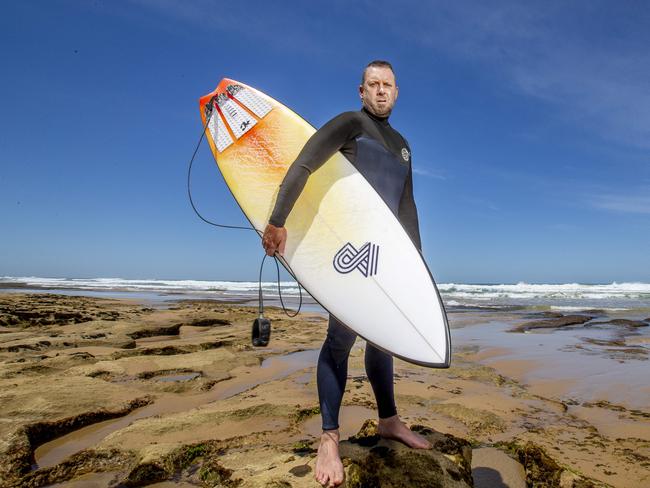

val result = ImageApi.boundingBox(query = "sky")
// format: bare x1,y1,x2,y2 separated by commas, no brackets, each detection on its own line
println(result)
1,0,649,284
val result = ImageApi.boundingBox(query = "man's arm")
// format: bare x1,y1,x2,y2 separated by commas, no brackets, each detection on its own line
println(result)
398,166,423,251
269,112,359,227
263,112,360,256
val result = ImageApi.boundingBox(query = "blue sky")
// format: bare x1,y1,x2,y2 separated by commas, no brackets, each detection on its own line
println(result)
1,0,649,283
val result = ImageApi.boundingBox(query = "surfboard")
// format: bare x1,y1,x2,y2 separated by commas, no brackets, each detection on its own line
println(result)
199,79,450,368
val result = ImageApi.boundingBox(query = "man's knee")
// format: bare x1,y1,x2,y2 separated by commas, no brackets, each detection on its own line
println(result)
365,343,392,361
325,317,356,364
365,343,394,375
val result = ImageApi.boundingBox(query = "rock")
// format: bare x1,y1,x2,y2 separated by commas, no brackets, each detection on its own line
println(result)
91,420,473,488
527,311,565,319
10,448,133,488
291,440,315,455
472,447,526,488
581,309,607,315
189,318,231,327
428,403,506,435
0,294,142,329
3,292,635,487
288,463,312,477
0,428,32,482
97,311,120,321
121,441,242,487
127,324,182,339
115,339,138,349
496,441,600,488
292,405,320,423
342,420,473,487
0,371,152,483
510,315,593,333
198,457,241,487
601,319,648,328
80,332,106,339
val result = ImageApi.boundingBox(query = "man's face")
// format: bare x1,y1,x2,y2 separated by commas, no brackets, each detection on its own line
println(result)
359,66,398,117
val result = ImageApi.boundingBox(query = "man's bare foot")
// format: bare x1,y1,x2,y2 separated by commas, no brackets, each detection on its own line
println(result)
378,414,432,449
314,429,345,487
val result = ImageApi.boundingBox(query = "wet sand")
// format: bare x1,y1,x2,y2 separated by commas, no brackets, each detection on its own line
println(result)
1,292,648,487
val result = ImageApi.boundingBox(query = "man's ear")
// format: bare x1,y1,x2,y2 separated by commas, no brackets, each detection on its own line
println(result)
359,84,364,100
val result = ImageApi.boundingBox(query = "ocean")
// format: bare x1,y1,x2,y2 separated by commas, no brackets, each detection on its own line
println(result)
1,276,649,312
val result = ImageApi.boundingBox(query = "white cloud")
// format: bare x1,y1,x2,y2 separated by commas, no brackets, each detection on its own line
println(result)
128,1,650,148
413,166,446,179
589,189,650,214
375,0,650,149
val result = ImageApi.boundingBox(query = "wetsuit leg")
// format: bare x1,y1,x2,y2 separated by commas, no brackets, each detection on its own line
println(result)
317,315,357,430
365,343,398,419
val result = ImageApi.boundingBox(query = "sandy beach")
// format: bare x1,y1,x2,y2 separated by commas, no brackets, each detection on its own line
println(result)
0,291,648,487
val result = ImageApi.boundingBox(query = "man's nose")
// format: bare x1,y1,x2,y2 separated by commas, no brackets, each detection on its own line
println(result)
377,83,386,94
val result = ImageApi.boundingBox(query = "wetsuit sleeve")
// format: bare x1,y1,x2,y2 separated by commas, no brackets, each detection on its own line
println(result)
268,113,360,227
398,166,423,251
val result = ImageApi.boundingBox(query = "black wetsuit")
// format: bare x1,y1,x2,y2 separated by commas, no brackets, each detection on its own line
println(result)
270,107,422,430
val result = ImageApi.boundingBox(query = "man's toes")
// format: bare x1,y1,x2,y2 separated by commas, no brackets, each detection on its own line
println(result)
416,434,432,448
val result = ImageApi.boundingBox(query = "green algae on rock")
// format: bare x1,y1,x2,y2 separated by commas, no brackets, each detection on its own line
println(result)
291,405,320,424
496,441,605,488
343,419,473,487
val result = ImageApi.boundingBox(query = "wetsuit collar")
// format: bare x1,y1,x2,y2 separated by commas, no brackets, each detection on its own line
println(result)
362,106,390,126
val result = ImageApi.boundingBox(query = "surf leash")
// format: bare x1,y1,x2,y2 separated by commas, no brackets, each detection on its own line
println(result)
186,104,303,347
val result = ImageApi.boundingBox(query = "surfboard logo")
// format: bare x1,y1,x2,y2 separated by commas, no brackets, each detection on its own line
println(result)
401,147,410,162
333,242,379,277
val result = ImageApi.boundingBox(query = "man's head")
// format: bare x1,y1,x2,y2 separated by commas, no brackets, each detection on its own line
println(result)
359,60,398,118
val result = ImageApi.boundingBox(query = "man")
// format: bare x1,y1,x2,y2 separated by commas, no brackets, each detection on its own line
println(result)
262,61,431,487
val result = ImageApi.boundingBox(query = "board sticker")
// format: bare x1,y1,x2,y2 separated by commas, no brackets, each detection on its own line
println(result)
207,109,233,152
227,84,272,119
216,92,257,139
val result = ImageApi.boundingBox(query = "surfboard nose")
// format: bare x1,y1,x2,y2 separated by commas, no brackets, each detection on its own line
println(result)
201,78,275,154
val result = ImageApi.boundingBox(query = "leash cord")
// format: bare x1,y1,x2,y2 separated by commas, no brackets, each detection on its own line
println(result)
187,107,303,318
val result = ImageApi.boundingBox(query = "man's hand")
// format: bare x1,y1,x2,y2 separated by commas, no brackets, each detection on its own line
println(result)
262,224,287,257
